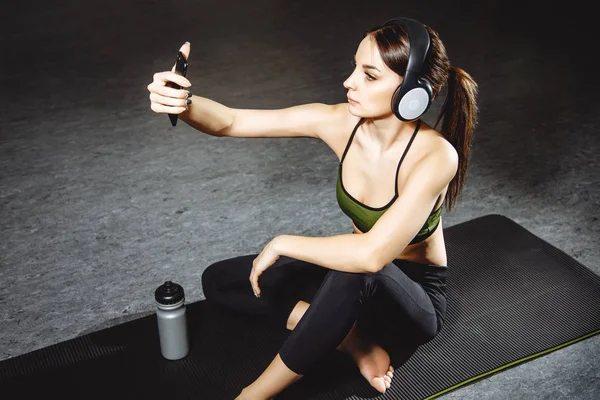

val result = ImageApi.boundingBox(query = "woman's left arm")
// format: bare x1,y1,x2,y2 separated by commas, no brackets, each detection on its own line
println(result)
365,143,458,271
275,142,458,274
250,143,458,296
273,233,377,274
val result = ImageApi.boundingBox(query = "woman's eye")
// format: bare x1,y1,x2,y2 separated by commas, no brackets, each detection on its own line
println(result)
351,61,375,81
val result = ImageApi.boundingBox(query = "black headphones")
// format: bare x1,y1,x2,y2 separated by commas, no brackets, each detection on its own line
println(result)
383,17,433,121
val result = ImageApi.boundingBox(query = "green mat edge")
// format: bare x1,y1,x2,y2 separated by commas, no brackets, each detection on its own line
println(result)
426,214,600,398
424,328,600,399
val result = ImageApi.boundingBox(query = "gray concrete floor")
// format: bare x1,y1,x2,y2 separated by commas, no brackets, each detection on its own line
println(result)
1,0,599,398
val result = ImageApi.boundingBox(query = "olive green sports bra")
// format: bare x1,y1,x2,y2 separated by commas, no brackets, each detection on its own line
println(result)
336,118,443,245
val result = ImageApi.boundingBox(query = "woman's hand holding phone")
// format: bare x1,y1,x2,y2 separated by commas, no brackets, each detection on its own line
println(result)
147,42,193,125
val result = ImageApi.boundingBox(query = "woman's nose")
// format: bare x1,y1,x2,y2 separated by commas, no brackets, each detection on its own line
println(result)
343,75,355,90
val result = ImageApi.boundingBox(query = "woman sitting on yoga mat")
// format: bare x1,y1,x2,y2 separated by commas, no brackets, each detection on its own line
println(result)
147,17,478,400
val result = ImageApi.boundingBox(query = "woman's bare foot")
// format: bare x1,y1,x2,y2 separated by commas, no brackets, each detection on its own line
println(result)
352,343,394,393
338,325,394,394
287,302,394,394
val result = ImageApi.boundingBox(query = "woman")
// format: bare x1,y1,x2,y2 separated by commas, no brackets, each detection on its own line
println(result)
147,17,478,400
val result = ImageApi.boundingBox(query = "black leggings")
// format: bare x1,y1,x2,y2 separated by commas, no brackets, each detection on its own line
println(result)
201,254,447,375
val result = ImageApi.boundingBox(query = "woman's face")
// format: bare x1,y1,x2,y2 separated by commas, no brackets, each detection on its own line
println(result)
343,35,403,118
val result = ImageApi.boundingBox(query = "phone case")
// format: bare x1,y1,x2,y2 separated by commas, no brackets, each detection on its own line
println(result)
167,51,189,127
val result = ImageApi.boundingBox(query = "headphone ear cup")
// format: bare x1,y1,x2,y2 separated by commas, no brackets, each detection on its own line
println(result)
393,78,434,121
398,87,431,121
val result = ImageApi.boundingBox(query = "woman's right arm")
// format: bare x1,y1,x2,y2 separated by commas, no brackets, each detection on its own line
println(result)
147,42,344,141
177,95,234,137
180,99,342,140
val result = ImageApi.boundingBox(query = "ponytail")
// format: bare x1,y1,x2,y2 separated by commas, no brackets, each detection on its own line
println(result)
434,66,479,211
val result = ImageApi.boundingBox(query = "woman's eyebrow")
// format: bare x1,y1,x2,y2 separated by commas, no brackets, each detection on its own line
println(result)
353,55,381,72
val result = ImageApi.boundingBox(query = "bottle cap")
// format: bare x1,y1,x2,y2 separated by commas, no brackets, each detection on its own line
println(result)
155,281,185,306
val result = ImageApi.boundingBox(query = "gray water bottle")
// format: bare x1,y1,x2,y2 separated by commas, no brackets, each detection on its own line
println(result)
155,281,189,360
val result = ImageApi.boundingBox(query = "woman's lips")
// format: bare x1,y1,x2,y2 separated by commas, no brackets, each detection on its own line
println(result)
347,96,359,104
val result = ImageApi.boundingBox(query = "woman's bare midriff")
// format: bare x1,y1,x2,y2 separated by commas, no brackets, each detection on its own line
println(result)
352,222,448,267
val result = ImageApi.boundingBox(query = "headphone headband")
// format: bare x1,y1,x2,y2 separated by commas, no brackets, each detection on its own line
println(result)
383,18,431,80
382,17,433,121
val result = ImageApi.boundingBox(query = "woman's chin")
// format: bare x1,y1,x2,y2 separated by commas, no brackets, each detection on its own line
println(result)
346,103,390,120
347,103,363,117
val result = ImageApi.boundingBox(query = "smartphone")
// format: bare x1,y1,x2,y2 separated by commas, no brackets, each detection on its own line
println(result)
167,50,189,127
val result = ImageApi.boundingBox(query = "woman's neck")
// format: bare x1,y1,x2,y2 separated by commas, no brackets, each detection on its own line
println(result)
362,115,415,154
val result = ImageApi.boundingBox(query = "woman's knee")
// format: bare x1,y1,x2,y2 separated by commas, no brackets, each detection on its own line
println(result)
325,269,368,294
421,323,438,344
201,255,255,298
408,313,440,344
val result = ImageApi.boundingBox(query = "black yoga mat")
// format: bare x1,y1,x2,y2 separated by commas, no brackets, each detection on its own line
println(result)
1,214,599,399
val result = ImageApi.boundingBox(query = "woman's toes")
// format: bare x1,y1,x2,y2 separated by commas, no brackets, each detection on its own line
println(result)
372,377,387,394
386,370,393,378
384,375,391,383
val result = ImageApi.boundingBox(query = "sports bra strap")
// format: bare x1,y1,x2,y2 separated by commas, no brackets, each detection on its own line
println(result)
394,119,421,197
340,118,365,163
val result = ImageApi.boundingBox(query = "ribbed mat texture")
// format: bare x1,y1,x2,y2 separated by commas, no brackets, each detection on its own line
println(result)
1,214,599,399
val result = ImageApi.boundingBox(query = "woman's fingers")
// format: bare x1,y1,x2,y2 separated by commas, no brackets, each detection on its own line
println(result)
149,103,187,115
250,273,260,297
147,71,193,115
249,260,255,291
148,89,190,107
250,258,261,297
148,42,192,116
149,80,191,99
154,71,192,89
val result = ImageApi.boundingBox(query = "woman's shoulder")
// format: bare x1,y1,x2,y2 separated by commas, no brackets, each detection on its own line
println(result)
321,102,360,130
398,121,458,185
314,103,361,160
417,121,458,163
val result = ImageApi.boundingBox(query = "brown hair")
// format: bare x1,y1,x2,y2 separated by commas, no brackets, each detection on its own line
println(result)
364,22,479,211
